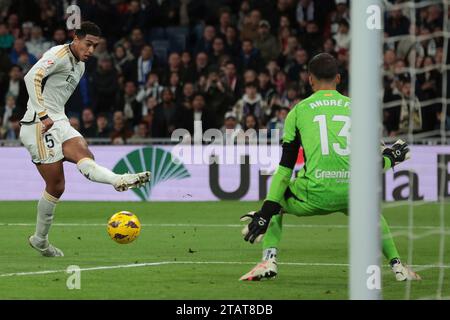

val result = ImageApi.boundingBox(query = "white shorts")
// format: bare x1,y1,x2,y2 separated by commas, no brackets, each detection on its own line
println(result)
20,120,82,164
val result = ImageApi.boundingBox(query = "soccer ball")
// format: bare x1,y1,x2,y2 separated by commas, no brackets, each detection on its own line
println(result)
107,211,141,244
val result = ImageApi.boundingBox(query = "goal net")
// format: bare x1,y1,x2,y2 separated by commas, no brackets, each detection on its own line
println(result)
381,0,449,299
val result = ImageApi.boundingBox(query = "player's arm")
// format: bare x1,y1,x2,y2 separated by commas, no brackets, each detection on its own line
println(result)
24,53,61,132
241,108,300,243
381,139,410,172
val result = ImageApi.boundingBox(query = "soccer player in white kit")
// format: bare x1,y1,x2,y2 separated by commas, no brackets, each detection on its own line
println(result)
19,22,150,257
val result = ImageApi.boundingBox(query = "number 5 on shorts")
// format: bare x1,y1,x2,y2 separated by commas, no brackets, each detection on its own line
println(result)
45,134,55,148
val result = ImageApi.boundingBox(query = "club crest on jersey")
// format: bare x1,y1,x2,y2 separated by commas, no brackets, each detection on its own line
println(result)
44,59,54,69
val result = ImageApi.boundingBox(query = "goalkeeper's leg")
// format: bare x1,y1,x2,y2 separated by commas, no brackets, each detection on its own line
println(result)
381,215,421,281
239,214,283,281
240,196,332,281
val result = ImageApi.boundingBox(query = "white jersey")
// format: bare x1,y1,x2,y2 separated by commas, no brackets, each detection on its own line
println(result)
21,44,85,124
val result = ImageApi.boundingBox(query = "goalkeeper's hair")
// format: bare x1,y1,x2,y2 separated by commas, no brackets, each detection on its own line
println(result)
308,53,339,81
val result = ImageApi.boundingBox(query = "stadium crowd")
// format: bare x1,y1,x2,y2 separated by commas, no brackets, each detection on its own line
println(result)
0,0,447,143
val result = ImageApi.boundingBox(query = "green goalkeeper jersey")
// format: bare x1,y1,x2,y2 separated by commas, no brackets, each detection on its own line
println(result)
267,90,352,211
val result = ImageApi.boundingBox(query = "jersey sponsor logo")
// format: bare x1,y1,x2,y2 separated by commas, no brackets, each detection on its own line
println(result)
65,74,78,91
314,169,350,180
309,99,350,109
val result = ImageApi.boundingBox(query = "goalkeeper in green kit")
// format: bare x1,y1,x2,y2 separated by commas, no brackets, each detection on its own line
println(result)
240,53,421,282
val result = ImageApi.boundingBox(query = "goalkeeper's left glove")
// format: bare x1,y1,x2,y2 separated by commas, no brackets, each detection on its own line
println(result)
382,139,411,167
240,200,281,244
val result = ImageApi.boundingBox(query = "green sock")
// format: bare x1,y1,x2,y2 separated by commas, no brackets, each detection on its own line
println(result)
263,214,283,250
381,214,400,262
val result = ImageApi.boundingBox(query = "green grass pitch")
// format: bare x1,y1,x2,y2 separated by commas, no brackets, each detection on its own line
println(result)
0,201,449,299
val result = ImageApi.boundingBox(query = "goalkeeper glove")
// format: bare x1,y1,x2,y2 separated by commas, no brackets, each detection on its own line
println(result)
240,200,281,244
382,139,411,167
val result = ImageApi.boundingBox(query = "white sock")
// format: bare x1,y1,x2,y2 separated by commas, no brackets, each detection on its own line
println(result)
262,248,277,261
35,191,58,241
77,158,119,185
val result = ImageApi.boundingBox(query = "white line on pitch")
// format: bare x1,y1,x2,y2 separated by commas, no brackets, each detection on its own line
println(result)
1,260,450,278
0,222,448,231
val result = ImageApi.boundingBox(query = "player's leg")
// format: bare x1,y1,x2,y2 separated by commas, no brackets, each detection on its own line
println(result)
28,161,65,257
62,135,150,191
240,192,333,281
380,214,421,281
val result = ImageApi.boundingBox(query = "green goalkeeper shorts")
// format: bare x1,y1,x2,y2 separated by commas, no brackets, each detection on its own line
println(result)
279,186,348,217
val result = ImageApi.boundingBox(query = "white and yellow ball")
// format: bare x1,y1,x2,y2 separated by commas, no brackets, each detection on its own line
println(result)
107,211,141,244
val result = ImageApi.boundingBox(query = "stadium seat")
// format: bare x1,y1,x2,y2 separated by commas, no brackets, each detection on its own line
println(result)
148,27,166,41
152,40,169,64
169,34,186,53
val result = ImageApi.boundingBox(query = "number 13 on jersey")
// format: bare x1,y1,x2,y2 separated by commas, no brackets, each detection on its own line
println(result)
313,114,351,156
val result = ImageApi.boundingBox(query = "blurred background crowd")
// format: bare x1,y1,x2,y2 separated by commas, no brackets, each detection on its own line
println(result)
0,0,448,143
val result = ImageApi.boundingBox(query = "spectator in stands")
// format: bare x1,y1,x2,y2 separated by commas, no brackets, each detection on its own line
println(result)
179,51,193,82
128,27,145,58
69,116,80,131
4,114,20,140
178,82,195,108
287,48,308,81
298,67,313,98
163,52,181,83
112,44,134,76
204,70,233,127
333,19,350,52
118,81,141,126
92,55,119,115
277,35,299,70
25,25,51,59
243,113,259,132
221,111,242,135
223,61,241,98
233,82,268,124
132,121,150,139
330,0,350,36
268,106,289,138
80,108,97,138
1,94,18,129
51,27,67,46
239,39,262,72
93,37,109,61
385,7,411,37
110,110,133,142
96,113,111,138
296,0,315,31
151,88,179,137
254,20,280,64
136,71,164,110
121,0,147,35
281,84,300,108
9,38,36,65
176,93,215,135
240,9,261,42
225,26,241,58
195,25,216,55
322,38,337,57
258,69,276,106
126,44,158,87
209,36,227,68
0,22,14,51
217,9,232,37
192,51,209,82
0,65,27,113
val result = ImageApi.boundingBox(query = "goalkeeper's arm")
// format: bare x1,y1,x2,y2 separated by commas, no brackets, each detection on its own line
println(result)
242,110,300,243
